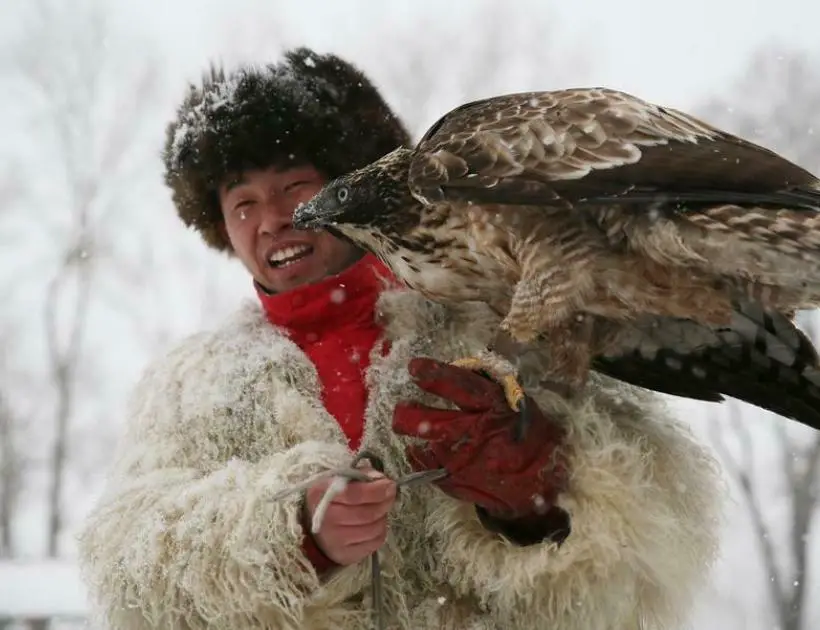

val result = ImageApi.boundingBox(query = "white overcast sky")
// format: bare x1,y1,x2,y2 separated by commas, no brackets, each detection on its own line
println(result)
111,0,819,110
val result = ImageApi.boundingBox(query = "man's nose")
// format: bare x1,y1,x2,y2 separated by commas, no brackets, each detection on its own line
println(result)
257,198,294,235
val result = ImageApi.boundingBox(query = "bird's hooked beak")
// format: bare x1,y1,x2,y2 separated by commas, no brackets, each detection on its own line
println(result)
292,194,339,230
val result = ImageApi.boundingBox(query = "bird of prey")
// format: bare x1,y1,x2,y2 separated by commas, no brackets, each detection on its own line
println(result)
292,87,820,436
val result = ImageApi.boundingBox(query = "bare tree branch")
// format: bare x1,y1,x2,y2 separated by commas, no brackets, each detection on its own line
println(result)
700,45,820,630
5,0,167,557
786,433,820,630
0,391,22,558
709,406,785,622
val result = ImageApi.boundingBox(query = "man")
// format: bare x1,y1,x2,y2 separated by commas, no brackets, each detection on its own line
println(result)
77,48,723,630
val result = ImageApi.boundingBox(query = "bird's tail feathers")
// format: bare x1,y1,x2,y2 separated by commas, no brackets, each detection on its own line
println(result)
593,303,820,432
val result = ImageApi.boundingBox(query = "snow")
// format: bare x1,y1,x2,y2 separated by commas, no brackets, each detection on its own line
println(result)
0,560,87,617
167,49,342,169
167,72,242,166
3,2,820,627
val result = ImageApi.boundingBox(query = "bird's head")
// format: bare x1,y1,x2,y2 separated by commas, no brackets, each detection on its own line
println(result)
292,147,420,249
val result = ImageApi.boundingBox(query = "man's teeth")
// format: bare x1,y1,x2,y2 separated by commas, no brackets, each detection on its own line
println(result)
268,244,312,267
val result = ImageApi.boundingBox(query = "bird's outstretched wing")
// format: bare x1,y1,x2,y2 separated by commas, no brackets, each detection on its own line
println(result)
593,303,820,431
408,89,820,209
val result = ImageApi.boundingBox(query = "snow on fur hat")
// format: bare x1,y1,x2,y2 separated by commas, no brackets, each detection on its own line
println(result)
162,47,412,252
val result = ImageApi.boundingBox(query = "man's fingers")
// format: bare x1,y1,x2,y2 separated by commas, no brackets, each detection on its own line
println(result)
333,529,389,561
324,496,396,526
406,357,501,411
351,461,380,477
330,477,396,506
313,514,390,565
326,519,389,546
392,404,478,441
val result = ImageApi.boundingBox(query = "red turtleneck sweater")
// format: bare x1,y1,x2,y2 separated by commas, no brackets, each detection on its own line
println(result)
256,253,397,572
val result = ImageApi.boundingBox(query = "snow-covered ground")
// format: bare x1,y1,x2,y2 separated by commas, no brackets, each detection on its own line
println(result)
0,560,87,620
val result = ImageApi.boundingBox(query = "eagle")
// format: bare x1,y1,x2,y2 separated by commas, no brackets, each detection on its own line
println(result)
292,87,820,437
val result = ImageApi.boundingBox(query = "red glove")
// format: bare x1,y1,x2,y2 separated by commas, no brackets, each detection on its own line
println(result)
392,358,570,524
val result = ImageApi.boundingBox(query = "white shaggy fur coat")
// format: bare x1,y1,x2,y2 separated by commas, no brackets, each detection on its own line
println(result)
76,288,723,630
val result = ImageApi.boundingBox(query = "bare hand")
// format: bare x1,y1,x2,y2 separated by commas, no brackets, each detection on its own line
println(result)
304,466,397,566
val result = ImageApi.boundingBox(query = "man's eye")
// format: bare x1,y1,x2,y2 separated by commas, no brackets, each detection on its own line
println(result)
233,200,253,213
284,180,311,193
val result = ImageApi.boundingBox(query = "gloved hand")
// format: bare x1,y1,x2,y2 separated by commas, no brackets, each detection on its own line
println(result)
392,357,570,525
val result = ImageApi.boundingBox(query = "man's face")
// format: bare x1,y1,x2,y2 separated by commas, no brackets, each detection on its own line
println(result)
219,164,361,293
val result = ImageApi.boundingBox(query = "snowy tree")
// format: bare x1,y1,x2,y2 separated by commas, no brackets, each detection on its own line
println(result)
696,45,820,630
0,391,22,559
700,45,820,174
368,0,593,137
1,0,167,557
0,167,26,560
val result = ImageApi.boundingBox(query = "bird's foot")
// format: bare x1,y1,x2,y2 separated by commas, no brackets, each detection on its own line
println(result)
450,356,527,410
449,356,530,442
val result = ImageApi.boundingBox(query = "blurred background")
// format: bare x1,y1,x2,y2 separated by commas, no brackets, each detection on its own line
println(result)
1,0,819,628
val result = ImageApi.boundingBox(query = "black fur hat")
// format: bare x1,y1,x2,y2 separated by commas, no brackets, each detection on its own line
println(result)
162,47,412,252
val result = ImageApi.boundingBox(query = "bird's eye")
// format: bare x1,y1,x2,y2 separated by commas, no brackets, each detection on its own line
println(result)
337,186,350,204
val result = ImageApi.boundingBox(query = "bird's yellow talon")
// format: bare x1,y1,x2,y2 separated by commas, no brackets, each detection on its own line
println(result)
449,357,525,412
499,374,526,412
449,357,489,372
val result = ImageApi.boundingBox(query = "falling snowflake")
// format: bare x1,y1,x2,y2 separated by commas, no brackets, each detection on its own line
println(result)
691,366,707,379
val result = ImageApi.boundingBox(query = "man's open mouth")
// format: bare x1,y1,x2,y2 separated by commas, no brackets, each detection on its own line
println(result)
268,244,313,268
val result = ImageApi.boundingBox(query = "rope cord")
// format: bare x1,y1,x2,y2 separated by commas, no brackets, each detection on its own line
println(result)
269,450,447,630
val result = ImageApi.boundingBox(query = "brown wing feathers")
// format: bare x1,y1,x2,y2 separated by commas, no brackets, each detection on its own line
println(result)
411,89,820,211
